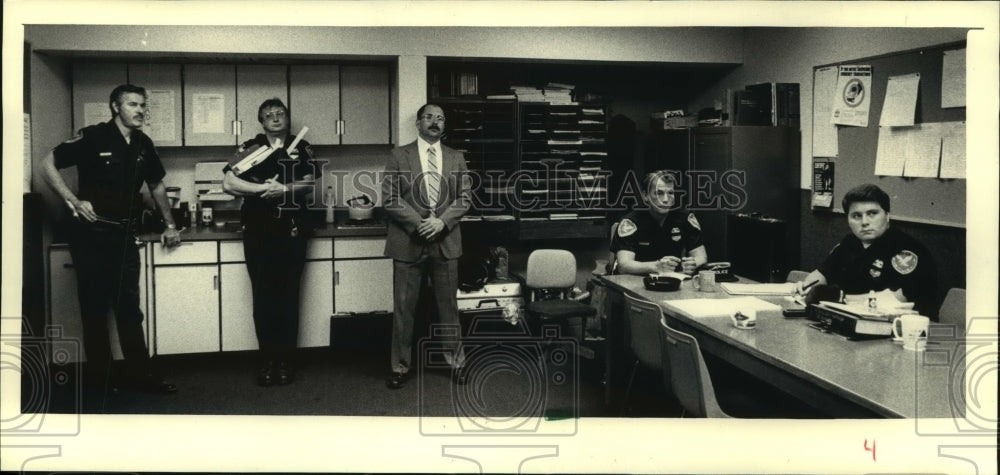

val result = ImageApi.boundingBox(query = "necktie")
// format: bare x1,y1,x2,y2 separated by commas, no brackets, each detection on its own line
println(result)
427,146,440,207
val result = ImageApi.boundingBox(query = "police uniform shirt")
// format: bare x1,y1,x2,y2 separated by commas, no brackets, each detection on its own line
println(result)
610,209,703,263
224,133,316,226
53,120,165,221
818,226,937,314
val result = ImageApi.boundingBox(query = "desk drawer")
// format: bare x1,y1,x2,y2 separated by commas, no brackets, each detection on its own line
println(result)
152,241,216,265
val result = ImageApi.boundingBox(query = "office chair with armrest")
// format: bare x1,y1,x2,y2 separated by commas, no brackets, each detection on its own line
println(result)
938,288,965,326
621,293,670,415
658,317,731,418
524,249,596,346
785,270,810,283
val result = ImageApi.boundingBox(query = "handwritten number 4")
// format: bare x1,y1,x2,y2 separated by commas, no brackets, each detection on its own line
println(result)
864,439,876,462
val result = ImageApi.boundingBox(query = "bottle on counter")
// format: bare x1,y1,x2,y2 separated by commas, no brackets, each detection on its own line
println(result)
325,186,335,224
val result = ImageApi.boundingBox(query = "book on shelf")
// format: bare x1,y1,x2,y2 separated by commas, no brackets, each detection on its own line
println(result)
581,108,604,115
486,94,516,100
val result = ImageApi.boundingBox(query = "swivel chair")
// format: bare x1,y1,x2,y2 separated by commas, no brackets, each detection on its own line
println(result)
523,249,596,345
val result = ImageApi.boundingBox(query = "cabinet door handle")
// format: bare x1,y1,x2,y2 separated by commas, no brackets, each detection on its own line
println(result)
213,275,218,290
334,271,340,286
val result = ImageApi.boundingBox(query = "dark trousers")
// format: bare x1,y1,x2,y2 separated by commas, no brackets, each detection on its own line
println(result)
68,223,151,377
390,246,461,374
242,229,307,360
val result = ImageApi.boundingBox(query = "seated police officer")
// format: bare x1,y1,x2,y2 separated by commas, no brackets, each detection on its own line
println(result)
795,184,937,316
611,170,708,275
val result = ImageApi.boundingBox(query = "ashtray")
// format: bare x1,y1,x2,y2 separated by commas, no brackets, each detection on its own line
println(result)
643,275,682,292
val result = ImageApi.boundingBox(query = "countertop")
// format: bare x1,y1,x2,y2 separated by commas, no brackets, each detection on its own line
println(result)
137,220,387,242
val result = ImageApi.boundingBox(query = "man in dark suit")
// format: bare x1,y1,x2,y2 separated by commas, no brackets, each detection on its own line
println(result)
382,104,471,389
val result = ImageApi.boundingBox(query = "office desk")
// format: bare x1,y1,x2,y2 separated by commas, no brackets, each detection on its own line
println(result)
600,274,963,418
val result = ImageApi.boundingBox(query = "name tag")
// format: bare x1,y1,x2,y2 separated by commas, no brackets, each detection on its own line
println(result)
99,152,112,157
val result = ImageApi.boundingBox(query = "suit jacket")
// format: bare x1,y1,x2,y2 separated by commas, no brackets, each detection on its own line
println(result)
383,140,471,262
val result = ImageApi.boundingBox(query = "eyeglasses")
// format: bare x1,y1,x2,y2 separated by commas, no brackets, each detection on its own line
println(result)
421,114,446,122
263,111,287,120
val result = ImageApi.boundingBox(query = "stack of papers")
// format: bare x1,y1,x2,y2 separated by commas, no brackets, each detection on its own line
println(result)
665,297,781,318
720,282,796,296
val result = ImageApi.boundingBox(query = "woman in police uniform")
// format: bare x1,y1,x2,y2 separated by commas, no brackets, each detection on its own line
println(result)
222,98,317,386
610,170,709,275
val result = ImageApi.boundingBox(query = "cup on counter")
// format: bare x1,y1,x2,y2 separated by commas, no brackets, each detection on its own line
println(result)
731,309,757,329
892,314,930,351
201,207,213,227
692,270,716,292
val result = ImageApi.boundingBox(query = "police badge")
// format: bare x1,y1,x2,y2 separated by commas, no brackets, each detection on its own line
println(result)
892,250,918,275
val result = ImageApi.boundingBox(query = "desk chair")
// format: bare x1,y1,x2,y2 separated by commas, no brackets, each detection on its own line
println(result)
658,317,731,418
523,249,596,345
938,288,966,326
622,293,669,415
785,270,810,283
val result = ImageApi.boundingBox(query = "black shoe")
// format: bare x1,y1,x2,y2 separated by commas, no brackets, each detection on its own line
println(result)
276,361,295,386
452,367,468,386
386,371,408,389
258,360,276,387
128,374,178,394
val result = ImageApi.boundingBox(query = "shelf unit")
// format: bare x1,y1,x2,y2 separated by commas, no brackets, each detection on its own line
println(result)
439,100,518,220
516,102,609,239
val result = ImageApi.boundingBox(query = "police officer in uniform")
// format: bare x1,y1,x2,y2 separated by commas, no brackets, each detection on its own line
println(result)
40,84,180,394
222,98,318,386
795,184,937,316
611,170,708,275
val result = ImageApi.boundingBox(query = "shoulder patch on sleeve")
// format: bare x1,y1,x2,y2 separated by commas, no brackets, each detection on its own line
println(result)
618,218,637,237
687,212,701,231
891,250,918,275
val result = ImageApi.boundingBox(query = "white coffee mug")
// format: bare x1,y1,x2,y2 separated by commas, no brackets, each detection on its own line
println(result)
892,314,930,351
692,270,717,292
731,309,757,329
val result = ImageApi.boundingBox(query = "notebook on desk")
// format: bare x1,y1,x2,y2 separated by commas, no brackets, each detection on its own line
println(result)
720,282,796,296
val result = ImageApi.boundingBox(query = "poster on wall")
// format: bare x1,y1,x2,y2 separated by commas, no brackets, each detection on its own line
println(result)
145,90,176,143
941,48,966,108
811,160,834,208
879,73,920,126
831,64,872,127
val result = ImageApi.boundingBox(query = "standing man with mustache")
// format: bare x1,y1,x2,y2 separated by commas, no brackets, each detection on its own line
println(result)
40,84,180,394
382,104,471,389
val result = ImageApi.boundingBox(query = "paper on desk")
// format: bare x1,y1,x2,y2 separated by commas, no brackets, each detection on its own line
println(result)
721,282,795,296
665,297,781,318
651,271,691,281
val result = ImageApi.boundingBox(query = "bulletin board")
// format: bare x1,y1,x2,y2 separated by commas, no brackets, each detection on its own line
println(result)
813,41,966,227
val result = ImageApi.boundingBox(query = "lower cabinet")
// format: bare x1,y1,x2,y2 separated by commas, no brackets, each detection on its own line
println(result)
219,262,257,351
333,258,393,313
152,265,221,355
299,260,334,347
47,245,150,363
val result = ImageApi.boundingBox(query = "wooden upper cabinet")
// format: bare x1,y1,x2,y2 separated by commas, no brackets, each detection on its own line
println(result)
289,64,340,146
183,64,237,146
235,65,288,144
72,62,127,132
341,65,390,145
128,63,183,147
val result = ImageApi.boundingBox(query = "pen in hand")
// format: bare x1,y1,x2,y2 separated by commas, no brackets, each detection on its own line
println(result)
796,279,819,296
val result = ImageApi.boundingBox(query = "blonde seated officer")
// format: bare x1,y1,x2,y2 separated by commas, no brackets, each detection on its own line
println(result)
610,170,708,276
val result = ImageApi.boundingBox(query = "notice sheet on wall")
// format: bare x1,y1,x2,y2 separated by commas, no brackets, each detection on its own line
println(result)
875,126,907,176
902,127,942,178
83,102,107,128
813,66,839,157
192,93,225,134
831,64,872,127
145,90,176,142
879,73,920,127
939,122,966,179
941,48,966,108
